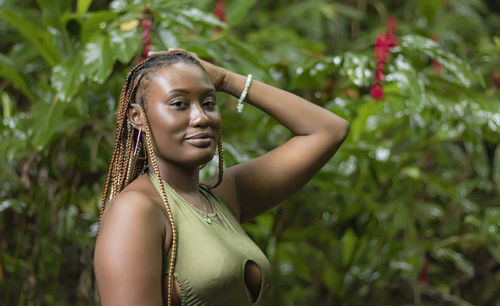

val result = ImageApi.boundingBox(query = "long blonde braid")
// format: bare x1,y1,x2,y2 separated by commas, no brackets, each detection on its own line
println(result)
141,113,178,306
211,130,224,188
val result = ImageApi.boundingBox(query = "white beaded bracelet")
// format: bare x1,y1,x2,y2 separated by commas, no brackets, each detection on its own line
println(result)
237,74,253,113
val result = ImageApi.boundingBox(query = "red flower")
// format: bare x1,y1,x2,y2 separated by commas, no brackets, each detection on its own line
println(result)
142,44,151,56
370,84,384,100
385,31,397,48
374,36,390,62
141,19,152,30
387,15,398,33
370,16,398,101
214,0,226,22
432,36,442,76
374,32,397,63
492,71,500,89
140,17,153,61
433,60,442,76
419,258,430,284
375,69,385,81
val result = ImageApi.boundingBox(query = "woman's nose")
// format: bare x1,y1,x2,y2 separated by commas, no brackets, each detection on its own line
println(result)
189,103,209,127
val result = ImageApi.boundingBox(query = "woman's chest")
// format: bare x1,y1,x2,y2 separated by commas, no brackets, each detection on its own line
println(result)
163,218,271,305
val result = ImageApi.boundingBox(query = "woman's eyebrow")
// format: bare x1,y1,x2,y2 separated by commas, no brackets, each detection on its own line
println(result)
166,88,215,95
160,89,189,102
167,89,190,95
161,88,216,101
203,88,216,96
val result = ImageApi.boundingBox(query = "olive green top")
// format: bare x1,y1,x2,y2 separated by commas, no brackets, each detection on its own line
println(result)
148,172,271,305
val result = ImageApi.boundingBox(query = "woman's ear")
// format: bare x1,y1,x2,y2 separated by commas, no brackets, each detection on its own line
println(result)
128,103,144,130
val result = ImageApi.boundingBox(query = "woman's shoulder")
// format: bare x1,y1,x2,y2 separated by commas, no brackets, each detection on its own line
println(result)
121,174,167,211
99,175,168,238
100,190,164,233
109,190,157,213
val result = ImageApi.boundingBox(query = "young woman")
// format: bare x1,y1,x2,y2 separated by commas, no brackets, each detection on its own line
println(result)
93,49,349,305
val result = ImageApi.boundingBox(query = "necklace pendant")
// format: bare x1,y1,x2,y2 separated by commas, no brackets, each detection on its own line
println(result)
204,215,212,224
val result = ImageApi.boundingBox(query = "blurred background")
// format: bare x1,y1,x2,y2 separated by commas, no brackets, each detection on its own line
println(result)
1,0,499,305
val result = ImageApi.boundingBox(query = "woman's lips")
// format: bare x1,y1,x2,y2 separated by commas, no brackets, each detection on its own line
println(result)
184,137,213,148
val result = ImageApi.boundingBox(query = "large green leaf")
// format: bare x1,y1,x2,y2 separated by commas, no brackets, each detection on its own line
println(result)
389,56,425,107
1,9,61,66
81,33,114,84
36,0,70,27
399,35,484,88
464,140,490,178
108,28,141,64
156,27,180,50
226,0,256,26
30,99,67,149
350,100,384,140
1,92,13,119
341,52,372,87
180,7,226,28
77,0,92,14
341,228,358,266
434,248,474,278
79,10,118,43
51,56,85,102
0,54,37,101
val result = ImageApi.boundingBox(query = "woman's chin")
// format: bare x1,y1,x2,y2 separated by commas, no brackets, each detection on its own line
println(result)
198,155,216,166
183,151,216,168
158,146,216,168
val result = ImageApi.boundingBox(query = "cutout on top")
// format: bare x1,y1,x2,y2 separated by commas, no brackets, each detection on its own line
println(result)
244,259,263,304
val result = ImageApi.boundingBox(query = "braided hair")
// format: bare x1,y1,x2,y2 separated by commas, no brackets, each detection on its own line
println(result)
97,52,224,306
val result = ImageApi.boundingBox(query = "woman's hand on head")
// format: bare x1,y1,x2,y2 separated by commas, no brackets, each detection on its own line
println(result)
148,48,227,90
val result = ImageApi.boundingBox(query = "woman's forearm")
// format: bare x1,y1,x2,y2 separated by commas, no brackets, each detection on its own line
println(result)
221,70,349,141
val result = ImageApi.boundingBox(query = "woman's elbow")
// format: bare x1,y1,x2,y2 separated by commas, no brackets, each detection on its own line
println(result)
327,117,349,143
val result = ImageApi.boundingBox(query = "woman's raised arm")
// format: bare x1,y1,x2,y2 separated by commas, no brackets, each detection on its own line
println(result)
207,66,349,223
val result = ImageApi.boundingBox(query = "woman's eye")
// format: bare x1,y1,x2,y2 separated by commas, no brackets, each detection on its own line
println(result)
203,99,216,107
170,100,187,108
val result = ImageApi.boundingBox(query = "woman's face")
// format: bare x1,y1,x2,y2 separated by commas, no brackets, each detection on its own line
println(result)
142,62,221,167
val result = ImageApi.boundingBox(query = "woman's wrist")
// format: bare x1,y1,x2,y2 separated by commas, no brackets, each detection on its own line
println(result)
219,70,247,97
214,67,229,91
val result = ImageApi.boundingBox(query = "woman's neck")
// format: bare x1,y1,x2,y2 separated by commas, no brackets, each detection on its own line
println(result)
148,160,200,194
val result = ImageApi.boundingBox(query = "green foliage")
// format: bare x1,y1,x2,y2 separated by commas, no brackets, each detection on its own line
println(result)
1,0,499,304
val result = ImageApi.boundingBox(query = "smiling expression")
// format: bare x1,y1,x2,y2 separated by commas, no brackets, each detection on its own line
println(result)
141,62,221,167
